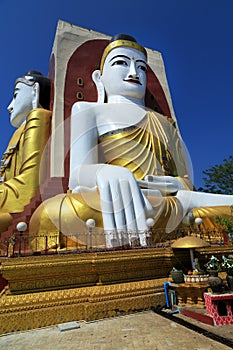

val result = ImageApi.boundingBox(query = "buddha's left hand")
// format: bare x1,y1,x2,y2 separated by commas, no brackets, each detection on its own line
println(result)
137,175,185,195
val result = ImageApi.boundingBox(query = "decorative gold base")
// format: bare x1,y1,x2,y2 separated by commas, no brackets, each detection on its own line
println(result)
0,248,174,294
0,279,166,334
0,248,171,334
1,245,231,334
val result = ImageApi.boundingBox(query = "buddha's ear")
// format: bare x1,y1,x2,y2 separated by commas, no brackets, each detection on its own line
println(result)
92,70,105,103
32,82,40,109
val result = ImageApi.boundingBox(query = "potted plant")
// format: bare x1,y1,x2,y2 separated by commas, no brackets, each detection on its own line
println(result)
205,255,223,293
170,267,184,284
221,255,233,291
205,255,220,275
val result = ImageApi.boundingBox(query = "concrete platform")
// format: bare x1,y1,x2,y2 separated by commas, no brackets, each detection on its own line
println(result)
0,311,232,350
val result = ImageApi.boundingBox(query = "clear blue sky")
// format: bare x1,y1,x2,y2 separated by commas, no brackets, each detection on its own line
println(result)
0,0,232,188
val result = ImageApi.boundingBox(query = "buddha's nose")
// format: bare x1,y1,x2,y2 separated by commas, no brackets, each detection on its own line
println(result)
128,61,139,79
7,101,13,113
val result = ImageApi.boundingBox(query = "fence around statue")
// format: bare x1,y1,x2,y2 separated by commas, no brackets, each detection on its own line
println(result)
0,227,226,258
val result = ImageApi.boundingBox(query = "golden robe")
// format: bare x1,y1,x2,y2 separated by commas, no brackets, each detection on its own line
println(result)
99,111,190,180
0,108,51,231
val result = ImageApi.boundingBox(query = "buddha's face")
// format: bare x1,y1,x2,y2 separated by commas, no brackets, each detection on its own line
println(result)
7,82,34,127
101,47,147,101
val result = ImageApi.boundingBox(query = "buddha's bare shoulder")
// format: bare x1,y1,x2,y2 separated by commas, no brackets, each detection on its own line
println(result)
71,101,99,115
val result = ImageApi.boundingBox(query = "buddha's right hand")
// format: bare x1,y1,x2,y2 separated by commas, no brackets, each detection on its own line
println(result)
96,164,152,233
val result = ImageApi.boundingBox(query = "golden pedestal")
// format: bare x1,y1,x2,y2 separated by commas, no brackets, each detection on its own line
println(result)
0,248,171,334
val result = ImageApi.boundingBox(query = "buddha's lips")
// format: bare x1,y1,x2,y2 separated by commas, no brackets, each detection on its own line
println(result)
124,79,142,85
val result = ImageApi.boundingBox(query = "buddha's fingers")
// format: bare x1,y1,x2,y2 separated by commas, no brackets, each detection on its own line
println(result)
120,179,148,233
119,180,137,233
99,179,130,232
96,164,149,236
99,181,116,232
138,179,178,194
111,180,127,232
142,175,186,193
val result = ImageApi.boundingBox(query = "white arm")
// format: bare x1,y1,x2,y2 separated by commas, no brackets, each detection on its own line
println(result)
176,190,233,214
69,102,98,190
138,175,233,211
137,175,233,226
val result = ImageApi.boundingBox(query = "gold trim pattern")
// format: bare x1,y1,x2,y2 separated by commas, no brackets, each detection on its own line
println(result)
0,248,173,294
0,279,166,334
0,249,171,334
0,246,232,334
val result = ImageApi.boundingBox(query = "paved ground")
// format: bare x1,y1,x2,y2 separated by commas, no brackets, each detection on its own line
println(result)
173,307,233,342
0,311,232,350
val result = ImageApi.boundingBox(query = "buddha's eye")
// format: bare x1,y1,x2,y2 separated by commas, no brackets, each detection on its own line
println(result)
112,60,128,66
13,92,18,99
138,65,147,72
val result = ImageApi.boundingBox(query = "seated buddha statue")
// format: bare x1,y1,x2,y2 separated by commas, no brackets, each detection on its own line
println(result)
0,71,51,232
29,35,233,250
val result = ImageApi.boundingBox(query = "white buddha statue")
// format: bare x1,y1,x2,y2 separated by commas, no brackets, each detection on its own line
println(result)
29,35,233,250
0,71,51,232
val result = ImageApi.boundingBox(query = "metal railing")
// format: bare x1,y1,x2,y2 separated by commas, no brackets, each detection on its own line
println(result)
0,227,226,258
